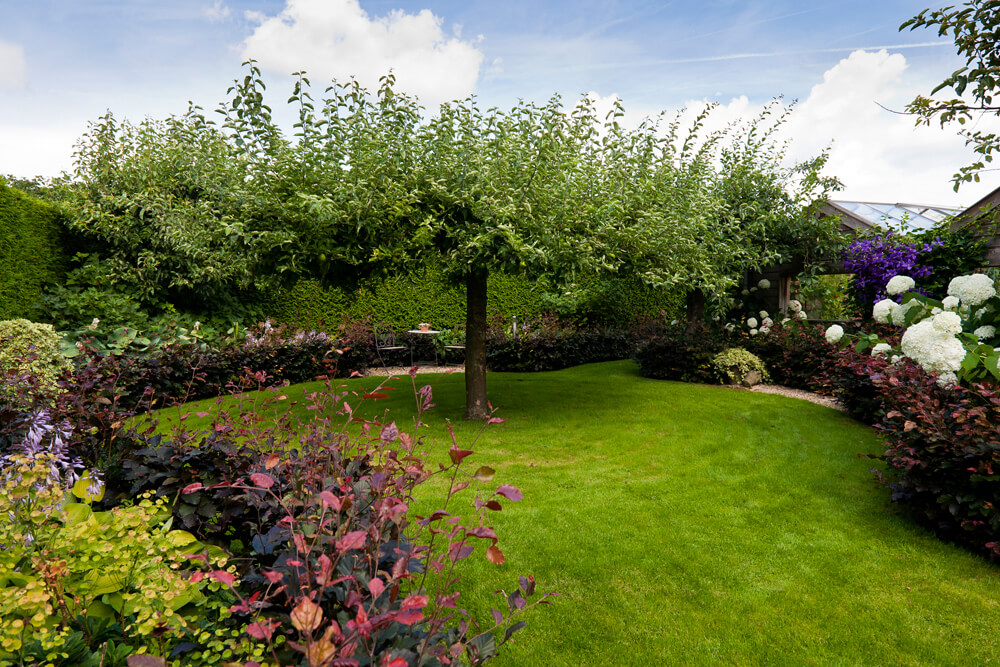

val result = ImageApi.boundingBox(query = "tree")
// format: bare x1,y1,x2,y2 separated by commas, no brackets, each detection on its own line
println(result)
902,1,1000,189
62,64,840,420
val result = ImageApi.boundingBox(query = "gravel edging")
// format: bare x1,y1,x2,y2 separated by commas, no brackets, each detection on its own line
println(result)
746,384,846,412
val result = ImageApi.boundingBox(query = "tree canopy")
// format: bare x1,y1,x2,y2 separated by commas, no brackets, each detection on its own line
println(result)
59,62,842,418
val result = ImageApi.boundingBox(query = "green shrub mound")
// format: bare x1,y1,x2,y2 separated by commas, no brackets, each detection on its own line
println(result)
711,347,770,386
0,318,70,394
0,180,68,320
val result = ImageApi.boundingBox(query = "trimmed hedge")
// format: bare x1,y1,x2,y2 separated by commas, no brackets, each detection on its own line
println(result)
634,323,740,383
263,266,685,333
486,328,634,372
0,180,68,320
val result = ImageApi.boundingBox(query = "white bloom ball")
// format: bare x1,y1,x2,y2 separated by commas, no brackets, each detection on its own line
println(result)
759,310,769,319
890,355,901,364
741,289,750,296
885,275,916,296
750,286,758,293
932,310,963,335
795,311,808,320
781,318,791,325
900,320,967,379
750,328,759,336
788,299,802,313
974,325,996,340
931,307,942,315
871,343,892,358
746,317,758,328
760,326,770,335
762,317,773,328
825,324,844,344
949,273,997,306
891,300,922,327
942,295,960,311
758,278,770,289
872,299,896,324
937,371,958,388
670,320,679,325
725,323,736,332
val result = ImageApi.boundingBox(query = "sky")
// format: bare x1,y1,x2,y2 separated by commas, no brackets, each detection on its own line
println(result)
1,0,997,208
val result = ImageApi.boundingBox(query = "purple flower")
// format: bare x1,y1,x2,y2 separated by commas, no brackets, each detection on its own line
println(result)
842,232,944,306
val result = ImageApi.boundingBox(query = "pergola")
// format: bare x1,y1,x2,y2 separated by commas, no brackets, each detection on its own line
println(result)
746,188,1000,316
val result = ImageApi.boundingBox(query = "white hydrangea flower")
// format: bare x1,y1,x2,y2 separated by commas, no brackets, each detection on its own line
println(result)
760,326,770,335
670,320,679,325
725,323,736,332
781,318,791,325
948,273,996,306
741,289,750,296
788,299,802,313
759,310,769,319
974,325,996,340
931,307,942,315
795,311,808,320
872,299,896,324
937,371,958,388
750,286,758,293
871,343,892,358
746,317,758,328
885,275,915,296
900,320,967,380
89,318,100,330
932,310,963,335
942,295,960,311
890,355,901,364
762,317,773,328
750,328,759,336
825,324,844,344
891,300,922,327
758,278,770,289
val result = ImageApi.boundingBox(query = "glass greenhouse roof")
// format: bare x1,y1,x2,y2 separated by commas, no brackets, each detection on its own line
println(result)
832,200,963,232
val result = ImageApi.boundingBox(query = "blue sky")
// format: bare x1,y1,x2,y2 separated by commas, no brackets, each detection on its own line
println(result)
2,0,996,206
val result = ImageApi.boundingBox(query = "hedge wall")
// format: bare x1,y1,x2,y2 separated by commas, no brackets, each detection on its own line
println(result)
0,181,68,320
263,265,684,332
262,265,548,331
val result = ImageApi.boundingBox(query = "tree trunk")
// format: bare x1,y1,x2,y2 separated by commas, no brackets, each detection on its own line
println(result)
464,268,490,420
685,288,705,332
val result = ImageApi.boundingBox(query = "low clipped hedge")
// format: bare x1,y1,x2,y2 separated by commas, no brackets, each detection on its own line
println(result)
486,328,634,372
634,323,740,383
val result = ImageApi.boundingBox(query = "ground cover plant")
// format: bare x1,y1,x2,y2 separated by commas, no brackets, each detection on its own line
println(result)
165,361,1000,666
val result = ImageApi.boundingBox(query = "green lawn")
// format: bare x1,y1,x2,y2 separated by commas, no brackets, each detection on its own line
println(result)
164,361,1000,666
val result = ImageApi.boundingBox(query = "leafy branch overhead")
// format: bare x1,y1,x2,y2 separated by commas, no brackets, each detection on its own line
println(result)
902,1,1000,188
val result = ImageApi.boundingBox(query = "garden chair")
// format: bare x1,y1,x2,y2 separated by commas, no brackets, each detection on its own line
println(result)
374,324,409,367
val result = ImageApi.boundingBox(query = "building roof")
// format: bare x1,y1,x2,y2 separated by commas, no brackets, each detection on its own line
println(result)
825,200,964,232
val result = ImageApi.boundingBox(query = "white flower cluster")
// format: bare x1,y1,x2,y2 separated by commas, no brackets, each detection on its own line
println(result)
975,325,997,340
871,343,892,358
872,298,895,324
746,317,758,328
787,299,802,313
948,274,996,307
825,324,844,344
758,278,770,289
900,319,966,387
885,275,915,296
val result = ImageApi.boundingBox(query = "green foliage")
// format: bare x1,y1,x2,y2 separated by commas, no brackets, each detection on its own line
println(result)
902,2,1000,188
794,274,852,320
711,347,770,385
0,455,235,665
0,180,68,321
635,322,740,383
0,319,69,395
916,226,988,298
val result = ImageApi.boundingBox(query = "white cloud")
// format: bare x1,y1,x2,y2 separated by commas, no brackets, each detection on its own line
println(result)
779,49,999,207
0,39,27,89
204,1,231,22
241,0,484,108
0,124,82,178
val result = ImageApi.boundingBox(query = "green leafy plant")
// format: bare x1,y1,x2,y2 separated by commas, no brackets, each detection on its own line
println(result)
0,454,242,666
711,348,770,386
0,319,70,396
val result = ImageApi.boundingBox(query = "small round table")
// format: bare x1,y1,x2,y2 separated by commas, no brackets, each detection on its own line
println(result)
406,329,441,365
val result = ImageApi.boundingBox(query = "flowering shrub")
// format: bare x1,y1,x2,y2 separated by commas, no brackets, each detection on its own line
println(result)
842,232,942,307
0,318,69,397
838,273,1000,388
710,348,769,386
